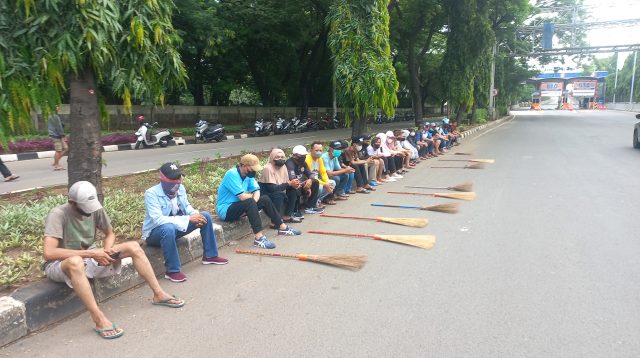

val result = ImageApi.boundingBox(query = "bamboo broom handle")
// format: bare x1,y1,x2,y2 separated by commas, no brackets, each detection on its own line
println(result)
235,249,298,259
320,214,377,221
388,191,434,196
431,166,465,168
371,203,421,209
307,230,375,239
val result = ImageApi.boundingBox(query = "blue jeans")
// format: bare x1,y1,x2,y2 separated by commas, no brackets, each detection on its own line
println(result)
145,211,218,273
330,173,349,195
344,172,354,193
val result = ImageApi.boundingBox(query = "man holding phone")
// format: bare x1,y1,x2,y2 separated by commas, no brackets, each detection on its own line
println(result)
143,162,228,283
43,181,184,340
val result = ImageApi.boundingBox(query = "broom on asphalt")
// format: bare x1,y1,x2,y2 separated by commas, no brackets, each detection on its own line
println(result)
307,230,436,250
406,181,473,192
319,213,428,228
431,163,486,169
235,249,367,271
387,191,476,201
370,202,459,214
439,158,495,164
454,152,472,155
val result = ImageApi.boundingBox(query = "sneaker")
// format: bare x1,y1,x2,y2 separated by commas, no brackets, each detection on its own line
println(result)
283,216,302,223
385,177,397,182
293,212,305,220
369,180,378,186
304,207,325,214
254,235,276,249
391,174,403,178
164,271,187,282
202,256,229,265
278,225,302,236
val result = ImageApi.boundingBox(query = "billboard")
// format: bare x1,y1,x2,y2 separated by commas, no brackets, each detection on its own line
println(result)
539,82,563,97
570,80,597,96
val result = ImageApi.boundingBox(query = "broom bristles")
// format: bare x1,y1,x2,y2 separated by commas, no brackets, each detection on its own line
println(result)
454,152,472,155
423,202,459,214
299,254,367,271
466,163,485,169
469,159,495,164
450,182,473,192
377,217,428,228
434,191,476,201
373,234,436,250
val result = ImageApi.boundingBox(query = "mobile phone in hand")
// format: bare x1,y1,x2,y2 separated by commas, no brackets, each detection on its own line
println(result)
109,251,121,260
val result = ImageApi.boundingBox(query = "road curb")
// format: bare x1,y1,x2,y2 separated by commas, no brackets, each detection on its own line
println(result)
459,115,514,139
0,212,271,348
0,138,187,163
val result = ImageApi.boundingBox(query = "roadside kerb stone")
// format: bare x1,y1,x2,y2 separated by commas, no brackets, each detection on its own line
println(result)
0,297,27,347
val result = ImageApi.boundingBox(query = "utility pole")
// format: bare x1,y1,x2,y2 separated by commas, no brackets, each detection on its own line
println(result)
630,51,637,110
613,52,619,104
488,42,497,120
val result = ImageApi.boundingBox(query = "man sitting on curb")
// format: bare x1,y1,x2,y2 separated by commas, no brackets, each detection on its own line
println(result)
43,181,185,340
306,141,336,205
322,140,355,200
143,163,228,283
285,145,324,215
217,154,301,250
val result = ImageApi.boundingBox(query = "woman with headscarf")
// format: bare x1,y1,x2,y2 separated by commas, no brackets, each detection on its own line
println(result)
375,132,402,180
258,148,302,223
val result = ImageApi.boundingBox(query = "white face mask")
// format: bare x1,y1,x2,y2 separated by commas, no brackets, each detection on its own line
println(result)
355,145,363,151
410,132,415,136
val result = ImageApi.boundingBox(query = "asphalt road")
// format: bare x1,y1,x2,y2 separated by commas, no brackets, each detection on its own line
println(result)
2,110,640,357
1,122,410,194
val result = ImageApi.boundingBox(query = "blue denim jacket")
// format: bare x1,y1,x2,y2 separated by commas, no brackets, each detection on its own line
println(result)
141,184,198,240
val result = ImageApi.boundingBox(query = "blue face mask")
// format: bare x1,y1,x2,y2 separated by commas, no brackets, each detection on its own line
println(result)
333,149,342,157
161,181,180,198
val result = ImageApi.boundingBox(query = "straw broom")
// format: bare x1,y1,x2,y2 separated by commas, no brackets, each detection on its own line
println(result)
387,191,476,201
431,163,485,169
454,152,472,155
307,230,436,250
439,159,495,164
320,214,428,228
371,202,459,214
235,249,367,271
406,181,473,192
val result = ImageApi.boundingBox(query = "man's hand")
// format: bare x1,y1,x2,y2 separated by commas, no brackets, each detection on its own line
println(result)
91,249,115,266
288,178,300,188
190,213,207,227
303,179,312,190
323,183,334,193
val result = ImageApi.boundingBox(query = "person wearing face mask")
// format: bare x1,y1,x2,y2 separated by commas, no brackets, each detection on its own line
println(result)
259,148,304,223
143,163,227,283
44,181,185,339
344,136,375,193
366,136,387,183
217,154,301,250
306,141,337,205
285,145,323,215
321,141,355,200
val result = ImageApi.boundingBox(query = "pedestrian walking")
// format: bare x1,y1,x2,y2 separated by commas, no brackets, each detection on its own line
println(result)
0,157,19,182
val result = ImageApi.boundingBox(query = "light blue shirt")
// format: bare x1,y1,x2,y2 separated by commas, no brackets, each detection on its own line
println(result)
321,152,341,172
216,167,260,220
141,184,197,240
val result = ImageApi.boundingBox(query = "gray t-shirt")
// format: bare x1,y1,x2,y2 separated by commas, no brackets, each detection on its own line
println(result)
48,114,64,138
44,203,112,262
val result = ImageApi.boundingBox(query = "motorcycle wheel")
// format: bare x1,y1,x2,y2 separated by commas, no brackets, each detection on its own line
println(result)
159,140,169,147
194,135,198,144
135,141,142,149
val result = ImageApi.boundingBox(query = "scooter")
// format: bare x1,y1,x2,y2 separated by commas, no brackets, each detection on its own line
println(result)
135,122,172,149
194,120,225,143
274,115,290,135
254,117,273,136
289,116,307,133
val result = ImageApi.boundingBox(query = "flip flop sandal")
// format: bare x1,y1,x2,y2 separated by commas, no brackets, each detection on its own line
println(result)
53,167,66,171
152,295,185,308
323,200,337,205
94,323,124,339
4,175,19,182
335,196,348,200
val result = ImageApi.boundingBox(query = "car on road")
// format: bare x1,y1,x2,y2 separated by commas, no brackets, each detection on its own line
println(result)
635,114,640,149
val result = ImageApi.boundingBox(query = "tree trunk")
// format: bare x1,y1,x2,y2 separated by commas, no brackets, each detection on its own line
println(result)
351,116,367,137
470,101,478,124
68,66,103,200
407,43,424,127
454,103,466,123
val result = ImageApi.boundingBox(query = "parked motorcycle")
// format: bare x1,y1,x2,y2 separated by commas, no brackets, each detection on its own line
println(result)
306,117,320,131
274,115,291,135
289,116,308,133
194,120,225,143
254,117,273,136
135,122,172,149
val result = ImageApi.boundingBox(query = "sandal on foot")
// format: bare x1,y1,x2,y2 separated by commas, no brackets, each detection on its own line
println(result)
152,295,185,308
94,323,124,339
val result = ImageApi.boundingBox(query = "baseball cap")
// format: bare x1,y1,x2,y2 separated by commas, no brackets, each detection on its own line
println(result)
430,122,436,126
240,154,263,171
442,117,450,124
292,145,308,156
329,141,342,149
160,162,183,180
351,135,367,144
68,181,102,214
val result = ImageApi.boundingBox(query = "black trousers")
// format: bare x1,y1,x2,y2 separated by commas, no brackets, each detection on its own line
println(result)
351,164,368,187
0,158,11,178
225,196,283,233
383,156,399,174
299,179,319,209
394,156,404,170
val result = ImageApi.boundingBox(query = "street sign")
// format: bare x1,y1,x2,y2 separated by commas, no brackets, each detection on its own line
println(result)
492,88,499,96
